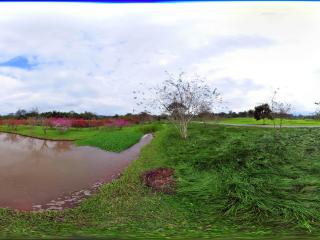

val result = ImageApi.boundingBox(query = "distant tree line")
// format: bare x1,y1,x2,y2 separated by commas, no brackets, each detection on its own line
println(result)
0,107,317,121
0,109,101,120
0,108,161,122
197,110,298,119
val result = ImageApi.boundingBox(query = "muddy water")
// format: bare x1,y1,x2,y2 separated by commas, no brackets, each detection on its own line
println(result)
0,133,152,210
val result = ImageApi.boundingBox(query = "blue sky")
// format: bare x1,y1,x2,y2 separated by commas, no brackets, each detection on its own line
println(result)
0,2,319,115
0,56,37,70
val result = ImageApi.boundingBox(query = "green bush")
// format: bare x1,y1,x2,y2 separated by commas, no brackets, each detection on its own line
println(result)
139,123,162,134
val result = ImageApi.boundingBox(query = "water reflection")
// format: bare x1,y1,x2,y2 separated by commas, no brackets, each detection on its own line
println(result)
0,133,72,153
0,132,152,210
52,141,72,152
3,133,20,143
40,140,49,153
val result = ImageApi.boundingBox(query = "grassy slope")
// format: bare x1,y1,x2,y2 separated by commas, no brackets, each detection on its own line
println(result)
220,117,320,126
1,123,320,238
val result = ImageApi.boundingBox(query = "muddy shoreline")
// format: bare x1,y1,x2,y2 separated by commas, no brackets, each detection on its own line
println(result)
0,133,153,211
32,171,123,212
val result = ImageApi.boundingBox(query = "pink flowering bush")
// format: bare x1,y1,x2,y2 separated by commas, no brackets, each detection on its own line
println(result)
102,119,130,129
70,119,89,128
88,119,105,128
50,118,72,132
4,119,27,130
103,119,114,128
112,119,130,129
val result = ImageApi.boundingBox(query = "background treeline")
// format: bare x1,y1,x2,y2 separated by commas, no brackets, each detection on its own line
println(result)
1,109,105,120
0,108,161,121
198,110,315,119
0,108,317,120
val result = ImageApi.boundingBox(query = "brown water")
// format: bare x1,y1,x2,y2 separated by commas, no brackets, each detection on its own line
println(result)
0,133,152,210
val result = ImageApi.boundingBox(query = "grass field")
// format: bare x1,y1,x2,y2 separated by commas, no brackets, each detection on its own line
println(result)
220,117,320,126
1,123,320,238
0,125,145,152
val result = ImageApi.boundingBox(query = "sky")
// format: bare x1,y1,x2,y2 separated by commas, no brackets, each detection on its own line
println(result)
0,2,320,115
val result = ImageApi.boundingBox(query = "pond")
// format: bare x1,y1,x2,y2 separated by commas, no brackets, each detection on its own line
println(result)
0,132,152,211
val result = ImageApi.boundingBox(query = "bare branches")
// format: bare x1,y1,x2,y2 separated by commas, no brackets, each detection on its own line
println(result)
270,89,292,142
134,71,221,138
314,102,320,119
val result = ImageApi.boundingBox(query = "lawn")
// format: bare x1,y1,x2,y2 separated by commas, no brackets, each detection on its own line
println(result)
1,123,320,238
220,117,320,126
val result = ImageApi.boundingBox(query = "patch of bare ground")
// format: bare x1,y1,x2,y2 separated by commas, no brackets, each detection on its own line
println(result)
140,167,176,194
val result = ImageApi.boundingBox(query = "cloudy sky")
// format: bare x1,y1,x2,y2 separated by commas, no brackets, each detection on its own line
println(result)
0,2,320,115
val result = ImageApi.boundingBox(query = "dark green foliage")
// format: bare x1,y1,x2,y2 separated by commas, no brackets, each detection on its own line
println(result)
254,103,273,122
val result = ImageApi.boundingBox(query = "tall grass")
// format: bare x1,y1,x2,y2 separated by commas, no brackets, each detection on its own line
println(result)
162,124,320,231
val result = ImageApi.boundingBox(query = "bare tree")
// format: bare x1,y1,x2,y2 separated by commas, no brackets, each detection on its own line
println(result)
315,102,320,119
134,72,221,139
38,117,50,135
27,117,37,129
270,89,291,142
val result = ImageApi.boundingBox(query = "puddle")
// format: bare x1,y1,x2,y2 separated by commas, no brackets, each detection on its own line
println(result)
0,132,152,210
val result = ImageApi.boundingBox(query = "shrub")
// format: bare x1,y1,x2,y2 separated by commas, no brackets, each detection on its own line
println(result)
139,123,162,134
50,118,72,132
112,119,130,129
71,119,89,128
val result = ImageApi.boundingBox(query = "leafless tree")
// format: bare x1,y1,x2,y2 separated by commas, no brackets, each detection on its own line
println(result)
38,117,50,135
314,102,320,119
270,89,292,142
27,117,37,129
134,72,221,139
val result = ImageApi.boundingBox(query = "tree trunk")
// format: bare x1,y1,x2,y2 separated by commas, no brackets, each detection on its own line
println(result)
203,121,207,128
179,121,188,139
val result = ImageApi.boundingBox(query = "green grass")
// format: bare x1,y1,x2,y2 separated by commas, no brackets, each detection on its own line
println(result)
0,125,146,152
220,117,320,126
75,127,144,152
1,123,320,238
167,125,320,232
0,125,99,140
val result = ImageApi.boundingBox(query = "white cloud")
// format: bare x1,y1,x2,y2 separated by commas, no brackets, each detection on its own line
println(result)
0,2,319,114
